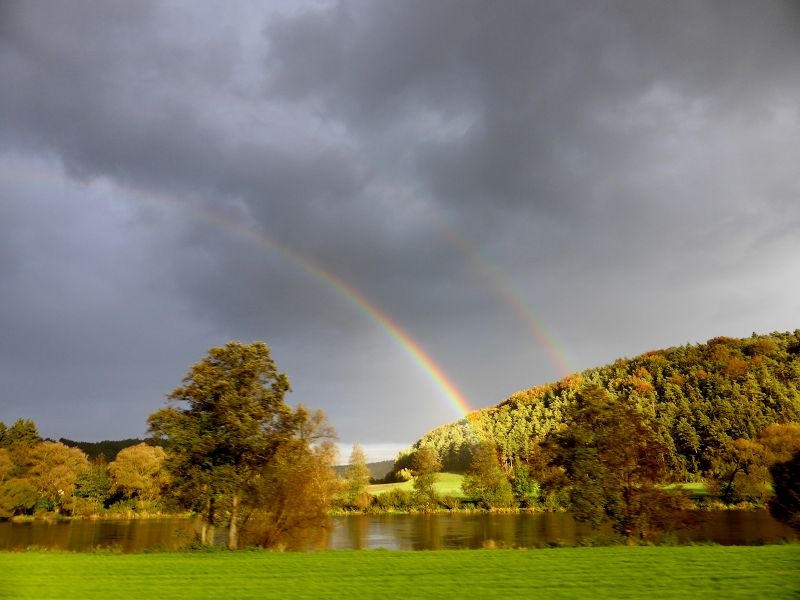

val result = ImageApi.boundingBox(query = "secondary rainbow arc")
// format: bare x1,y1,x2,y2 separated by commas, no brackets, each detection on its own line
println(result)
174,203,475,418
4,159,577,421
439,226,575,377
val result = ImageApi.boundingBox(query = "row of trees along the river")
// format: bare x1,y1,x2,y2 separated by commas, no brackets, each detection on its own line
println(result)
3,332,800,547
0,342,445,549
0,342,341,550
0,418,168,519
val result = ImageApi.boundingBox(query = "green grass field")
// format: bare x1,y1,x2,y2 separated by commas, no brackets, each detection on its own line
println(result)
368,472,466,497
1,545,798,599
367,476,715,502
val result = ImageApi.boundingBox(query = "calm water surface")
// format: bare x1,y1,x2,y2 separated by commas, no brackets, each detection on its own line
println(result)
327,511,798,550
0,511,795,552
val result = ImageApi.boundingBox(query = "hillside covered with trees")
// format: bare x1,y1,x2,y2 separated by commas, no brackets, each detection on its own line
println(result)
397,331,800,525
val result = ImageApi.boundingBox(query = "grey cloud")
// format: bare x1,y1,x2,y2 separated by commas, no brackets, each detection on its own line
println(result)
265,1,800,220
2,1,799,450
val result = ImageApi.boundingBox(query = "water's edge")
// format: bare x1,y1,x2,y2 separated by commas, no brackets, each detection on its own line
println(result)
1,510,796,552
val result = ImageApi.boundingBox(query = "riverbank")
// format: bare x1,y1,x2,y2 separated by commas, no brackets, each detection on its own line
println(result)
2,545,799,599
5,511,194,522
2,510,796,552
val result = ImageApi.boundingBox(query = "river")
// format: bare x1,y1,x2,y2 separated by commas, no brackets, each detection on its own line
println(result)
0,511,795,552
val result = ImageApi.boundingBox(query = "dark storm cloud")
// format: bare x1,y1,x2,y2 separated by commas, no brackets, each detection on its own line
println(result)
265,1,800,224
1,1,799,455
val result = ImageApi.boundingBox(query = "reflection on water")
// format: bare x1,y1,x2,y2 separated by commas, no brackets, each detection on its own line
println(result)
325,511,798,550
0,511,796,552
0,518,200,552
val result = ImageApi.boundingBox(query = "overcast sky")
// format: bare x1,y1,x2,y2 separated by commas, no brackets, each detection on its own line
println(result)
1,1,799,462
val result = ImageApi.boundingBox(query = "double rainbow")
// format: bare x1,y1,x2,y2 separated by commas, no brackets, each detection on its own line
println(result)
4,158,575,420
170,200,475,418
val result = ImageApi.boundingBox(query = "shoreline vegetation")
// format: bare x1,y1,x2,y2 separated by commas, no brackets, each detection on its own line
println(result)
2,332,800,548
0,475,780,522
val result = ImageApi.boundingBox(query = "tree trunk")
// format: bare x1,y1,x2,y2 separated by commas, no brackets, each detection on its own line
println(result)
228,493,240,550
201,496,216,546
625,529,635,546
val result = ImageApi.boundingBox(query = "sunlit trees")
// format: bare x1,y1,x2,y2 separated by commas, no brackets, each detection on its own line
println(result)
709,438,767,504
413,420,477,472
148,341,334,549
423,331,800,486
462,442,514,509
0,479,37,518
0,420,42,517
240,407,338,548
709,423,800,505
553,385,691,543
0,418,40,449
345,443,372,509
0,449,12,484
26,441,90,514
412,446,441,509
73,459,111,515
0,446,35,517
109,443,168,507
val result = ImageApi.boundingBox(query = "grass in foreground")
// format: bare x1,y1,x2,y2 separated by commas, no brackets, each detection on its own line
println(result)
1,545,798,599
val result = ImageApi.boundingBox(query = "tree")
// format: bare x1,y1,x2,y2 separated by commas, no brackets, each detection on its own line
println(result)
109,443,168,507
462,442,514,508
26,441,89,514
412,446,441,508
0,418,40,449
708,423,800,505
553,385,691,543
345,444,372,509
758,423,800,463
148,341,299,549
73,459,111,514
0,478,37,518
708,437,767,504
0,448,35,518
240,407,338,549
0,449,12,485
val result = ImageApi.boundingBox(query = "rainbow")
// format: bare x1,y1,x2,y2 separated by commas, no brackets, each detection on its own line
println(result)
368,186,576,379
173,200,475,418
4,157,576,420
436,222,575,377
0,158,474,418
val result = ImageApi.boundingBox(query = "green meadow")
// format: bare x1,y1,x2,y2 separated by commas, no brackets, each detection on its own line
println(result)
367,472,466,497
2,545,798,599
367,474,715,503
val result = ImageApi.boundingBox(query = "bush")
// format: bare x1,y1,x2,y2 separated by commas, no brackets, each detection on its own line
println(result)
395,468,412,482
439,496,461,510
0,479,37,518
353,491,374,511
376,489,413,511
461,443,515,509
511,465,542,508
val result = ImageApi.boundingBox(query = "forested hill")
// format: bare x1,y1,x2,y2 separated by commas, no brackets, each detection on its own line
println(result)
333,460,394,481
59,438,155,461
413,330,800,478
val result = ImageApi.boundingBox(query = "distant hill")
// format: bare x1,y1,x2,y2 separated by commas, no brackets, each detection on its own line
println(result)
411,330,800,478
333,460,394,482
61,436,397,479
59,438,157,461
